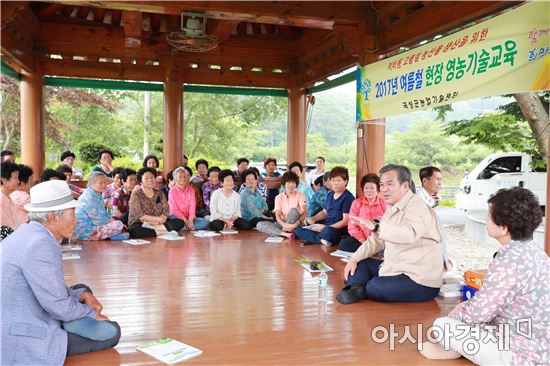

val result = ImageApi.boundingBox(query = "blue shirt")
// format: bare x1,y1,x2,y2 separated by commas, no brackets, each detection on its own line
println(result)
240,186,268,221
75,187,111,239
308,186,330,217
324,190,355,225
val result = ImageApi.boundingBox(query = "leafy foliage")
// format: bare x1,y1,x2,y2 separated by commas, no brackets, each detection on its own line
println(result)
79,141,121,164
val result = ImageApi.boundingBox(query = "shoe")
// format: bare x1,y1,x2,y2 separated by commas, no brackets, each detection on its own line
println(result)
289,233,295,240
336,284,367,304
109,232,130,241
320,239,333,247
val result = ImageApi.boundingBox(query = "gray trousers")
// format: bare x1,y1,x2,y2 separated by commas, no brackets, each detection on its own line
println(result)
257,208,301,236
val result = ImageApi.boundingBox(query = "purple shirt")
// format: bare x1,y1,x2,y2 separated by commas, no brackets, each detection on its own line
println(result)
202,181,221,207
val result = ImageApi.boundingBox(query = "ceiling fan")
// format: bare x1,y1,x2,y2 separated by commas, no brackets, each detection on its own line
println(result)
167,12,218,53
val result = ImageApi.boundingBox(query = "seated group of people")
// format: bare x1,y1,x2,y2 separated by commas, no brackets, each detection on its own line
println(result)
1,147,548,365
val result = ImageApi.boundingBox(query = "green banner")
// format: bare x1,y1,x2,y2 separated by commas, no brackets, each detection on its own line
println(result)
357,1,549,121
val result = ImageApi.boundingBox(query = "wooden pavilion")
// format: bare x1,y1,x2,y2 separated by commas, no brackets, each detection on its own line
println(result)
2,2,549,365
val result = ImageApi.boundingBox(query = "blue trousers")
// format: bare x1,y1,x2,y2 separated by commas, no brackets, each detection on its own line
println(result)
294,226,346,244
65,284,121,356
346,258,440,302
339,236,362,252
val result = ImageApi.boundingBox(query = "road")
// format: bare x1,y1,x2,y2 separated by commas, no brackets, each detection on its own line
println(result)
434,207,466,226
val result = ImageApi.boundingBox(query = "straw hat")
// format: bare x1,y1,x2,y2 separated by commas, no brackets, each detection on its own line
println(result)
24,180,78,212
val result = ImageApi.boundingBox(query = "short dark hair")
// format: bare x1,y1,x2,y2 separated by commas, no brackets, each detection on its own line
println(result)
219,169,234,184
56,164,73,175
288,161,303,173
313,175,324,187
329,166,349,182
60,150,76,161
112,167,125,178
195,158,209,170
241,168,258,182
17,164,33,185
361,173,381,191
136,167,157,183
1,161,19,184
183,166,193,177
1,149,14,157
315,156,326,162
281,171,300,187
119,168,136,183
419,166,441,182
379,164,415,193
488,187,543,241
166,169,175,182
264,157,277,167
40,168,65,182
98,148,114,161
143,154,159,168
237,158,249,166
182,154,189,160
207,166,221,177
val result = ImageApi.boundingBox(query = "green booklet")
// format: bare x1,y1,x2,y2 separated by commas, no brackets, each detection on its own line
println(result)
137,337,203,364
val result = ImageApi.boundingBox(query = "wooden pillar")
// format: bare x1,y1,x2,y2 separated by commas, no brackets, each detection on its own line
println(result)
356,119,385,197
20,66,45,180
163,67,184,175
546,146,550,256
287,87,307,165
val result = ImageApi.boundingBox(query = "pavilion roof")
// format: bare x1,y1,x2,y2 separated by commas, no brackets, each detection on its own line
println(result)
1,1,519,89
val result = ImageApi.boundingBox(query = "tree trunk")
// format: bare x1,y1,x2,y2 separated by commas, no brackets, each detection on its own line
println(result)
513,92,550,163
143,91,152,157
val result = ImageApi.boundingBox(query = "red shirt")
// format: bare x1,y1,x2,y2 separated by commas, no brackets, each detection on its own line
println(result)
348,195,387,242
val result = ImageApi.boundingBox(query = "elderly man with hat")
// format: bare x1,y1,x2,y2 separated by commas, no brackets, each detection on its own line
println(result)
1,180,121,365
61,150,83,180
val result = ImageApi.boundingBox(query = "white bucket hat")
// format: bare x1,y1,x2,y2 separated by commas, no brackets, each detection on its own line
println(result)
24,180,78,212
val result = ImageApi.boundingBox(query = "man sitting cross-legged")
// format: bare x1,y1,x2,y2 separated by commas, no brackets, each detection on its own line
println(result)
336,164,443,304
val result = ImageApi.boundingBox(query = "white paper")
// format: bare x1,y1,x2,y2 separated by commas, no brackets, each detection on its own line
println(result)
220,230,238,234
193,230,221,237
141,222,155,230
330,250,354,258
301,224,319,230
61,244,82,252
137,337,202,364
158,234,185,241
300,262,334,273
265,236,284,243
62,252,80,260
122,239,151,245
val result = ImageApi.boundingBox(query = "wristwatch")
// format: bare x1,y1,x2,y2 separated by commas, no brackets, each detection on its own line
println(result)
373,219,380,233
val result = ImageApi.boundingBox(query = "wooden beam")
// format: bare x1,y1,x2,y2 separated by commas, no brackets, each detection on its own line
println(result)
206,19,239,45
39,1,368,29
40,59,164,82
122,10,142,47
36,3,64,17
1,3,38,72
39,58,291,88
111,9,122,26
380,1,518,52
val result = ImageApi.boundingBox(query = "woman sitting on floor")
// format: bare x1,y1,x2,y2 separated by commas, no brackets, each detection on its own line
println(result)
102,167,125,204
10,164,33,227
339,173,386,252
257,171,307,239
168,166,210,231
280,161,314,206
74,172,127,241
110,168,137,226
91,148,115,178
294,166,354,246
202,166,221,216
128,168,185,238
209,169,252,231
307,172,332,218
143,154,159,170
1,161,21,240
421,187,548,365
239,168,274,228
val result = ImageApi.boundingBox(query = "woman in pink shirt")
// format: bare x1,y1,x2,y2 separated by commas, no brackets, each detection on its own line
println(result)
168,167,210,231
9,164,33,227
339,173,386,252
421,187,549,365
257,171,307,239
1,161,20,239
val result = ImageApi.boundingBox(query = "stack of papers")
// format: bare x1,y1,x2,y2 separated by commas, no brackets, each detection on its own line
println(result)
438,283,463,298
62,252,80,260
330,250,354,259
137,337,203,364
265,236,284,243
193,230,221,238
122,239,151,245
301,224,319,230
220,229,238,234
61,244,82,252
158,231,185,241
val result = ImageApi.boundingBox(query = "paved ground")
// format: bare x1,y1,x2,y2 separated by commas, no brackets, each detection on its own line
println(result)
435,207,466,226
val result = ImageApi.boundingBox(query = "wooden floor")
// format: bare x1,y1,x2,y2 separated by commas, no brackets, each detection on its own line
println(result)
63,231,471,365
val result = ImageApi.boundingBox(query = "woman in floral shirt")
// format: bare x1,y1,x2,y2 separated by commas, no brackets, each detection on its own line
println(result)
75,172,127,240
421,187,549,365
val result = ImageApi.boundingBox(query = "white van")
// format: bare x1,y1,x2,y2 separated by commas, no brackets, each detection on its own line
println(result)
455,152,547,211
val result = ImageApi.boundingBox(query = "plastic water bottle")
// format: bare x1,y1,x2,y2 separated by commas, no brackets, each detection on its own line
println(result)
318,271,328,303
